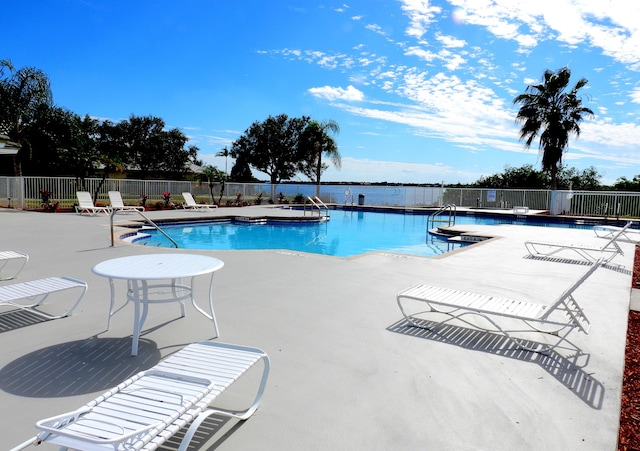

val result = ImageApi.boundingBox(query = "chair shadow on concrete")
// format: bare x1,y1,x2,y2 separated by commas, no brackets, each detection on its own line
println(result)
523,254,631,275
156,414,239,451
0,337,161,398
0,309,50,332
388,317,605,410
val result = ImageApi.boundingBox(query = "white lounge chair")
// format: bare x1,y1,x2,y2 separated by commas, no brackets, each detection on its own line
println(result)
12,341,270,451
524,222,630,264
108,190,144,212
0,276,87,319
182,192,217,211
75,191,112,216
594,221,640,243
0,251,29,280
396,258,603,354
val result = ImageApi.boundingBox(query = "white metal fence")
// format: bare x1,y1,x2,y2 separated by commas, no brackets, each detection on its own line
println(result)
1,176,639,218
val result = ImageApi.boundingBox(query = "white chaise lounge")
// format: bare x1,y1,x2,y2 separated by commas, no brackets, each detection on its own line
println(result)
0,276,88,319
594,221,640,243
12,341,270,451
108,191,144,212
0,251,29,280
524,222,631,264
396,258,603,354
182,192,217,211
75,191,112,216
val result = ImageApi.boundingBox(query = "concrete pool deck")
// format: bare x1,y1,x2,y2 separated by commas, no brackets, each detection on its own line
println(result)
0,206,634,450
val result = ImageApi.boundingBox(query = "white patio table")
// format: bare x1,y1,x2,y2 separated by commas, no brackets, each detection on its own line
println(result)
92,253,224,355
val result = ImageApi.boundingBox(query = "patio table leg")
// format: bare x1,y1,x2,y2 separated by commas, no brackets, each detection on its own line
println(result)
190,272,220,338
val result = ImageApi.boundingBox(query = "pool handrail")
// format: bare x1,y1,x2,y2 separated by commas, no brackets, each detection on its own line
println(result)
427,204,457,232
110,209,179,248
306,196,330,219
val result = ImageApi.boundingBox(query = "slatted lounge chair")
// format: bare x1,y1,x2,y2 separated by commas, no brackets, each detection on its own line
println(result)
108,191,144,212
182,192,218,211
524,222,630,264
0,276,87,319
396,258,603,354
75,191,112,216
593,221,639,243
12,341,270,451
0,251,29,280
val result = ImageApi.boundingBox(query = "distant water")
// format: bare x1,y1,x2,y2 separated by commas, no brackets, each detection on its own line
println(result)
247,184,445,207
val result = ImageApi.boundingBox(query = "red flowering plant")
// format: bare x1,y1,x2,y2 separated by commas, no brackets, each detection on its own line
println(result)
162,191,171,207
39,189,51,206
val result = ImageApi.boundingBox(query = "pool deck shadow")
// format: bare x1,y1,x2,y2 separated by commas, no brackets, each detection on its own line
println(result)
0,207,633,450
0,337,161,398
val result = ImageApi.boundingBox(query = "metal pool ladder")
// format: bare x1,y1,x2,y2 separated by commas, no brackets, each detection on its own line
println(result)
427,204,456,232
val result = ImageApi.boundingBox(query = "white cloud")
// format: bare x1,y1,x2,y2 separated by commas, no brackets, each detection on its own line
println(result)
582,120,640,148
436,33,466,48
366,24,386,37
317,54,341,69
440,50,466,71
405,46,438,62
400,0,442,39
308,85,365,101
446,0,538,48
441,0,640,65
203,134,233,145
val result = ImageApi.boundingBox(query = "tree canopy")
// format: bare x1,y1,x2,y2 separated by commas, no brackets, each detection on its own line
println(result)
613,175,640,192
228,114,341,199
473,164,602,190
103,115,198,179
0,61,201,179
230,114,310,185
25,106,100,177
474,164,548,189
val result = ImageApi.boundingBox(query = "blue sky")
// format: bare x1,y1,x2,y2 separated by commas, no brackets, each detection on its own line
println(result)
5,0,640,185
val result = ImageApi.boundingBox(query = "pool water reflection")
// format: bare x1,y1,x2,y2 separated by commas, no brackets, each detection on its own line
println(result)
136,210,592,258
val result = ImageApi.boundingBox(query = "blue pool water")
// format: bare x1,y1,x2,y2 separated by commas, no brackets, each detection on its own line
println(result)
136,210,593,258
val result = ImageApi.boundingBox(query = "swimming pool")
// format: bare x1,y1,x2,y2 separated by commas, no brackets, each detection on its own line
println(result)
134,210,594,258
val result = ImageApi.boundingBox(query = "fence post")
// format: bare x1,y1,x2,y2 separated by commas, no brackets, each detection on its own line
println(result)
20,176,25,209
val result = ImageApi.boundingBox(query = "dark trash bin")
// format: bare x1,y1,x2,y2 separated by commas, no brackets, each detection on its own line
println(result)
358,194,365,205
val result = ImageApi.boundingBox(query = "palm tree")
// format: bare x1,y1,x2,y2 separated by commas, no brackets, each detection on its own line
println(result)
195,165,227,204
216,146,231,175
300,119,341,197
513,67,594,190
0,59,53,175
